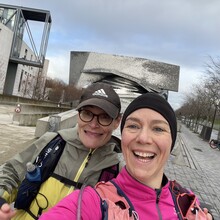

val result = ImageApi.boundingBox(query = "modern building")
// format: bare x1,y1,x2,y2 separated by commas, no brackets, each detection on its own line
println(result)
69,51,180,104
0,4,51,99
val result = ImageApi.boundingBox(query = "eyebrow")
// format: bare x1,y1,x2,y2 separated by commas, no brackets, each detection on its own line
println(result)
126,117,169,126
125,117,141,123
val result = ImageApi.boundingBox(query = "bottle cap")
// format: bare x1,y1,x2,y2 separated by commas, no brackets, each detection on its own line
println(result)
26,162,36,172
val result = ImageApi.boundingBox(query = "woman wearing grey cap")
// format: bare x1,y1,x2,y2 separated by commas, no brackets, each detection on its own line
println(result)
0,82,122,220
40,92,212,220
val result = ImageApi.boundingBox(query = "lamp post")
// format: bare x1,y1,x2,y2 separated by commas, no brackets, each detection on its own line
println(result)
210,99,219,140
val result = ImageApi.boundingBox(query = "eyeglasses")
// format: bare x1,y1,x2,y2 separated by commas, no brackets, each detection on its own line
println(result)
78,109,113,126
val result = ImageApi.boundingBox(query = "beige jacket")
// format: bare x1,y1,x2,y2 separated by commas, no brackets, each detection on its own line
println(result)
0,126,121,219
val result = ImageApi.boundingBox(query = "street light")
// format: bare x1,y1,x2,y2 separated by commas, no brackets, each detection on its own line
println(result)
210,99,219,140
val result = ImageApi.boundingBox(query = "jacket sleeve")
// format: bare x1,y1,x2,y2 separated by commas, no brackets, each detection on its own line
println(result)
0,132,57,203
39,187,102,220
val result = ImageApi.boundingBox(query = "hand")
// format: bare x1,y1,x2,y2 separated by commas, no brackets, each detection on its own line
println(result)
203,208,213,220
0,203,16,220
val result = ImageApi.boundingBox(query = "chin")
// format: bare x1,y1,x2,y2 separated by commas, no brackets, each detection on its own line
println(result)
85,143,100,149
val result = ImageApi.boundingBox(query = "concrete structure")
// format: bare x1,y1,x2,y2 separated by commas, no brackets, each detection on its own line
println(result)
0,22,13,94
0,93,72,127
35,110,78,137
13,103,71,127
0,4,51,99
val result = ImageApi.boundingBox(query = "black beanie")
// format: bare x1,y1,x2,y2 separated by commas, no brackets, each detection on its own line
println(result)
120,93,177,151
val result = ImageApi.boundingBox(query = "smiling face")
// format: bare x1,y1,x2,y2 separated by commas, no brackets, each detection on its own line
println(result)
121,108,172,189
77,106,121,149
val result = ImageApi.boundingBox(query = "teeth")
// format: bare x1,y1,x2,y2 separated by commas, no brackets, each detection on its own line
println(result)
134,151,155,158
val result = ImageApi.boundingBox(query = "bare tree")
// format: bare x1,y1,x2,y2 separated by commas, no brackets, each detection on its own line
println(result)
176,56,220,140
63,84,82,103
204,56,220,102
32,68,47,100
45,78,67,102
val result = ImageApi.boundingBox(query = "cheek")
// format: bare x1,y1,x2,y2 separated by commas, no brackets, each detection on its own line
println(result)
157,137,172,153
121,132,132,152
104,123,116,134
77,116,83,127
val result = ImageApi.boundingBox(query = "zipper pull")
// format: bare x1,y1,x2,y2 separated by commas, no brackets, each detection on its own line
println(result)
85,150,93,168
156,189,161,203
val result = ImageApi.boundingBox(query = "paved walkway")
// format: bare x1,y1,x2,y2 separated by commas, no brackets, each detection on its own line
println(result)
0,104,219,219
165,124,220,219
0,105,36,164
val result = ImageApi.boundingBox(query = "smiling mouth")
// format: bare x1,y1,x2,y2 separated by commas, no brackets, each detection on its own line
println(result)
85,130,102,136
133,151,156,161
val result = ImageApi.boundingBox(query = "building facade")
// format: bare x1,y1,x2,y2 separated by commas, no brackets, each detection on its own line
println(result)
0,4,51,99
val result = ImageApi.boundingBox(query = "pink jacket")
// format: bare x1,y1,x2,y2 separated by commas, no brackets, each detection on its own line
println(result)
40,167,185,219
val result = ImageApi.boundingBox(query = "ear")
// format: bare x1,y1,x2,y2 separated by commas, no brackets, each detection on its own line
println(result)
113,114,122,129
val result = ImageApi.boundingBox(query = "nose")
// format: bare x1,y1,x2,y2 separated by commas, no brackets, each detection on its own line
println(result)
89,115,100,127
136,128,153,144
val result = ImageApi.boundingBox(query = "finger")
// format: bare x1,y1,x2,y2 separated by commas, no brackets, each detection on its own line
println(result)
203,207,209,214
207,213,213,220
1,203,11,213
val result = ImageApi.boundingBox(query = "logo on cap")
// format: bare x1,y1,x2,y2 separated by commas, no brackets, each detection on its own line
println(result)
92,89,108,98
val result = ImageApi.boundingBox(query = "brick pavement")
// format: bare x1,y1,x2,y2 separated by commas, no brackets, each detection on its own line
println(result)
165,123,220,219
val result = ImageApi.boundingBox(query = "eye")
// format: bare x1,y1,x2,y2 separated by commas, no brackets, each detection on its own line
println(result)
153,127,165,132
124,118,142,131
125,123,140,130
153,124,171,133
99,114,111,120
83,110,93,116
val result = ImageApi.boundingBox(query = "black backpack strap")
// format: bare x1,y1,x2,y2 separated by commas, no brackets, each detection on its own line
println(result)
51,173,83,189
26,210,39,220
14,134,66,219
0,197,7,209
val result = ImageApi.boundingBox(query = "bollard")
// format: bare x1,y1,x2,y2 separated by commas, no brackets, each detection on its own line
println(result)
48,115,61,132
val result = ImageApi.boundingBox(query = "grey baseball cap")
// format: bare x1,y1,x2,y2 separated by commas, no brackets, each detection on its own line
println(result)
76,82,121,119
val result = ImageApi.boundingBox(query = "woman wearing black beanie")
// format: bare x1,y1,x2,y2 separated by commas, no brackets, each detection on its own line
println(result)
119,92,212,219
39,93,213,220
120,92,177,152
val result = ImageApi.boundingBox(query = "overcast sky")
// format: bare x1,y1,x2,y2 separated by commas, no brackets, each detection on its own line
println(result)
1,0,220,109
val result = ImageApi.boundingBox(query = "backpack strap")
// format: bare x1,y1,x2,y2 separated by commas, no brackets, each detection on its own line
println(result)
51,173,83,189
95,180,138,220
0,197,6,208
169,180,196,220
110,180,136,217
14,134,66,219
170,181,214,219
77,184,87,220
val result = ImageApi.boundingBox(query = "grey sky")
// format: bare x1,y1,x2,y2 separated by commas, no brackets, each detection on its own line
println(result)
1,0,220,109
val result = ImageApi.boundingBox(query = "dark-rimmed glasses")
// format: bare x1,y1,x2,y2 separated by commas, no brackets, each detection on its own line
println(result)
78,109,113,126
